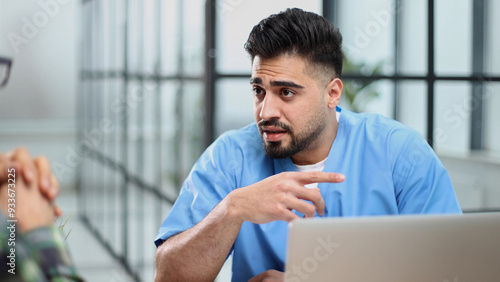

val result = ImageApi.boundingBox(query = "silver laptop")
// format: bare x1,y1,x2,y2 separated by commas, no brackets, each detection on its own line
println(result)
285,213,500,282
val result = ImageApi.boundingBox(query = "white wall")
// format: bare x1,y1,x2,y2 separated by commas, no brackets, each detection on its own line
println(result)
0,0,78,189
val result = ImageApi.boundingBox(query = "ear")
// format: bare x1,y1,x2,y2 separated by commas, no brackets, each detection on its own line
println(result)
325,78,343,109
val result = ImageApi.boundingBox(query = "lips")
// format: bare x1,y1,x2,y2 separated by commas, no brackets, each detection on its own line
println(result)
261,126,288,142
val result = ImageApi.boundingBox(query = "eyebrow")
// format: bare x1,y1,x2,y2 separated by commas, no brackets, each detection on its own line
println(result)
249,77,304,89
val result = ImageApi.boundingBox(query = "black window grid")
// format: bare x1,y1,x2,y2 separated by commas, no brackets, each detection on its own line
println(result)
78,0,500,280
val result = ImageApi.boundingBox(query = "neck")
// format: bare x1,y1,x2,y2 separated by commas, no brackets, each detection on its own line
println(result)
291,116,338,165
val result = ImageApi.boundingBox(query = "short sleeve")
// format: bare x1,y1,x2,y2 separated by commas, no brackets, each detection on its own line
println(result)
391,130,462,214
154,136,239,247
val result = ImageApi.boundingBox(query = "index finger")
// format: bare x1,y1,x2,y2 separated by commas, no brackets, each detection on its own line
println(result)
0,153,15,184
8,147,36,184
34,156,54,198
295,171,345,185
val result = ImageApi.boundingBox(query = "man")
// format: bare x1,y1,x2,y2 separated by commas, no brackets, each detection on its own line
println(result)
0,57,83,281
154,8,461,281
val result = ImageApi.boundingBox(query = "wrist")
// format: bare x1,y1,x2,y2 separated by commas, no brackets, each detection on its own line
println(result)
223,189,245,225
20,220,54,233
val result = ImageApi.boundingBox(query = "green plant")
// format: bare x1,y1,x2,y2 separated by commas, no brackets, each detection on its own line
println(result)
341,56,384,113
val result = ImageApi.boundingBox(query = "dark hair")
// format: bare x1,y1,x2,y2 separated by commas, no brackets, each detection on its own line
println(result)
244,8,344,79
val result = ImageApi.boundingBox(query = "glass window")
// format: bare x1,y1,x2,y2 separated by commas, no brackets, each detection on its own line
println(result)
398,0,427,75
435,0,473,76
114,0,126,71
339,79,395,118
181,81,205,175
160,0,180,75
90,80,106,129
113,78,127,164
126,81,143,173
112,172,125,255
127,0,143,73
78,1,500,280
101,162,116,250
160,81,179,139
102,0,114,71
182,0,205,76
141,191,158,281
79,1,208,279
337,0,396,75
92,1,105,72
364,80,395,118
216,0,322,74
485,0,500,76
434,81,472,155
143,0,158,74
484,82,500,153
127,183,144,266
103,78,123,159
215,79,254,136
82,3,93,70
142,81,159,186
92,159,105,233
160,81,183,195
397,81,427,137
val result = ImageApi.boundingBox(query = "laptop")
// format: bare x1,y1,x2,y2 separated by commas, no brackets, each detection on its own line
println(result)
285,213,500,282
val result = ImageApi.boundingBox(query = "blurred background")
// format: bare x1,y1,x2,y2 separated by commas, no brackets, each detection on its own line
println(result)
0,0,499,281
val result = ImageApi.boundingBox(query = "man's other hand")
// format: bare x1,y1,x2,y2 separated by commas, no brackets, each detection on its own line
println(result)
249,270,284,282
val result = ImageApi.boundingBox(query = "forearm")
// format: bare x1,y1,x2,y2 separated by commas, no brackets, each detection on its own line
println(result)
23,226,83,281
155,196,243,281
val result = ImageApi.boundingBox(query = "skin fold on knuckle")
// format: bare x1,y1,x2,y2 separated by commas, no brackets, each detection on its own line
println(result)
272,203,284,216
21,162,35,182
274,182,286,193
287,212,299,222
14,147,30,160
308,171,322,183
35,156,51,177
275,179,294,194
305,204,315,217
277,192,289,206
309,191,324,212
311,188,322,203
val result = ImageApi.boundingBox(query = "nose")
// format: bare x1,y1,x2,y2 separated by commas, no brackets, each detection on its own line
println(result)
259,93,281,120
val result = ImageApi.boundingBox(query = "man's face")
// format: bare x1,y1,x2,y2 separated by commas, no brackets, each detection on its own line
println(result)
251,54,331,159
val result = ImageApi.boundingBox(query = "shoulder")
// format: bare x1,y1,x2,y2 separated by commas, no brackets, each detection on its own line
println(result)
340,108,430,168
208,123,262,157
216,123,261,146
189,123,267,188
341,109,421,137
195,123,264,170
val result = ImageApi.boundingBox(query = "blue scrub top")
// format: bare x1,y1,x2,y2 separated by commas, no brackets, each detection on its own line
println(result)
155,107,462,281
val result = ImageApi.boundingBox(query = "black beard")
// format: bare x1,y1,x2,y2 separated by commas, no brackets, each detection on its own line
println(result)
258,118,326,159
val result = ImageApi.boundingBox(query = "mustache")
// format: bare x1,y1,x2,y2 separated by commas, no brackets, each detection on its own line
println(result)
258,119,292,133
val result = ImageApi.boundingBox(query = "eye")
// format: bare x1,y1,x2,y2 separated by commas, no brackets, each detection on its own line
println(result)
253,86,265,96
281,89,295,97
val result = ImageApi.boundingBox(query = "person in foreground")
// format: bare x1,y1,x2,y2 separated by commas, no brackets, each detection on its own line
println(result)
0,150,82,282
154,8,462,281
0,57,83,281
